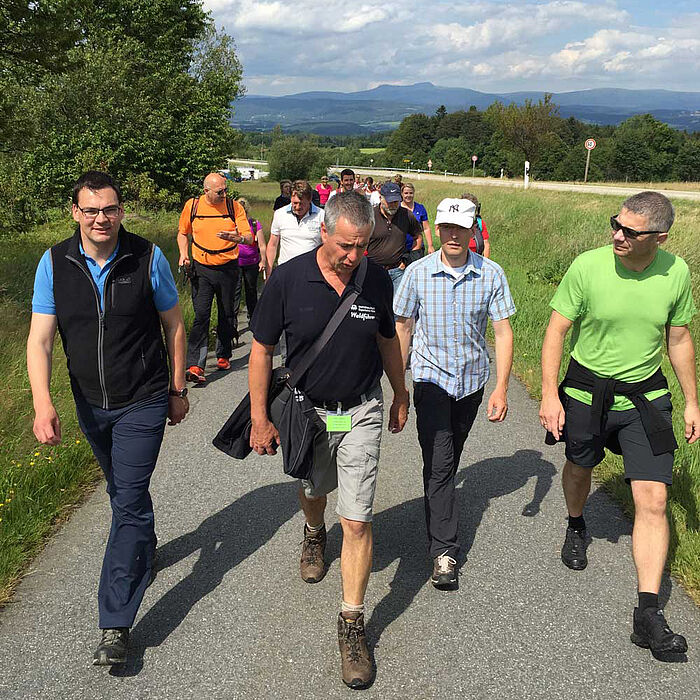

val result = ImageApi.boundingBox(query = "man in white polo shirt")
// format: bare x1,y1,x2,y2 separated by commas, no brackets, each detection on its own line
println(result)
266,180,324,269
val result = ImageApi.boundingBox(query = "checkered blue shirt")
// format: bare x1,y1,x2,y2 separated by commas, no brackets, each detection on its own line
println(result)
393,251,516,399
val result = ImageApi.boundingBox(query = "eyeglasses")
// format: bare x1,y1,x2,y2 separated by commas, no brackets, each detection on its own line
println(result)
205,188,227,196
76,204,122,220
610,215,664,239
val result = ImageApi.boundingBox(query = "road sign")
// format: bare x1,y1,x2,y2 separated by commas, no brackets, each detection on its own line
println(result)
471,155,478,162
583,139,596,182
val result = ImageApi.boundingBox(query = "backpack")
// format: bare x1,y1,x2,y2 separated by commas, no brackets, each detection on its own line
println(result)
188,196,239,255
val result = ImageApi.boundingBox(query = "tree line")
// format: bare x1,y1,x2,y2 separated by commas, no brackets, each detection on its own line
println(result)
248,97,700,184
0,0,244,235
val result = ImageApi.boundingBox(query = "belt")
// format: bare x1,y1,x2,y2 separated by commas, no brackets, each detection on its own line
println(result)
314,384,379,412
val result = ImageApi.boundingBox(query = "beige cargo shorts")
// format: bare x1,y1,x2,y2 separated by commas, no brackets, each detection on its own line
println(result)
301,384,383,522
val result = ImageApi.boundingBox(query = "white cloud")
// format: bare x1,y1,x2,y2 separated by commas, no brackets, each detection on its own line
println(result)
203,1,700,94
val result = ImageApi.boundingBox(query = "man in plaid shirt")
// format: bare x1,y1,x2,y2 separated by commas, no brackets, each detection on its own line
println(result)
394,197,516,588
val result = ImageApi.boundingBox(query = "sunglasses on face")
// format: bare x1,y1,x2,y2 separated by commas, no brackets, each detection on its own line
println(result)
610,215,664,239
206,188,227,196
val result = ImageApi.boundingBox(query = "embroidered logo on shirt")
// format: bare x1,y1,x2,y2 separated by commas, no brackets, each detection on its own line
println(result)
350,304,376,321
116,276,132,284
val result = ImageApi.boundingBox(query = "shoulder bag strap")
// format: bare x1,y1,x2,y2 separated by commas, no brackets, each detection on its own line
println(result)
288,257,368,387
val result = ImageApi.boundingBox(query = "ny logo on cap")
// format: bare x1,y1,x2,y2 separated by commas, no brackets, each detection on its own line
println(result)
449,204,460,212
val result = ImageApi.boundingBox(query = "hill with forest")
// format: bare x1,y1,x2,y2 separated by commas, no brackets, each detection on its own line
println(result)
232,83,700,134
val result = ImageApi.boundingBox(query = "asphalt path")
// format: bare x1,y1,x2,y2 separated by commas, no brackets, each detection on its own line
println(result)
1,328,700,699
229,160,700,202
341,167,700,202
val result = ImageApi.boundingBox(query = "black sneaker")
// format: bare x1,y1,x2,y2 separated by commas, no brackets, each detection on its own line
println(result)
631,607,688,655
431,552,458,589
92,628,129,666
561,527,588,570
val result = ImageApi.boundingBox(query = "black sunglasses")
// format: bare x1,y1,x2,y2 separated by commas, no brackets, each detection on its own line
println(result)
610,215,664,239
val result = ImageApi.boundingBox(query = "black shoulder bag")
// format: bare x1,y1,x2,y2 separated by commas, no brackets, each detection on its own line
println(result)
213,258,368,480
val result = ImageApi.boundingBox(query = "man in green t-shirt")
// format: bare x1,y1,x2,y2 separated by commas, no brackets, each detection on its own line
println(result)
540,191,699,657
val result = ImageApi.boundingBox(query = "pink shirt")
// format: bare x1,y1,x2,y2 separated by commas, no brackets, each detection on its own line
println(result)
237,219,262,267
316,183,333,205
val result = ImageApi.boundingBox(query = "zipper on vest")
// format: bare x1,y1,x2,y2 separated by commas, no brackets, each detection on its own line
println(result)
66,255,109,409
65,251,133,409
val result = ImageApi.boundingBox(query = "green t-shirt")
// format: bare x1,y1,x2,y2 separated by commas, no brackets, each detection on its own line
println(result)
550,245,696,410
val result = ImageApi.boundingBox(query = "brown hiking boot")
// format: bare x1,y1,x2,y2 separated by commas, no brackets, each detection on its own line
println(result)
338,613,373,689
300,524,326,583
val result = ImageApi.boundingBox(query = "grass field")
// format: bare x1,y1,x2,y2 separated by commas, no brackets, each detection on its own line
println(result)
359,148,386,155
2,180,699,605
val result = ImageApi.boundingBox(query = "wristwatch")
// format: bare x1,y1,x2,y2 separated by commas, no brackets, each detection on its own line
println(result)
169,387,188,398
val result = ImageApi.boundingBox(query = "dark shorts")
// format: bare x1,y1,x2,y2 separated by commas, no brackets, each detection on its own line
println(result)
563,393,675,485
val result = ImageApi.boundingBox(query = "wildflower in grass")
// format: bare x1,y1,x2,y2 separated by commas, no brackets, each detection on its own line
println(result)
75,439,81,444
30,461,35,466
34,452,40,457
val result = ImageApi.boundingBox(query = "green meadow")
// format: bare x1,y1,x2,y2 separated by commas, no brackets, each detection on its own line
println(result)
1,179,699,605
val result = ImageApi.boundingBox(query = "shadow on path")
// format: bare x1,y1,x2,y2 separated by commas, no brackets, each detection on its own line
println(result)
327,449,558,649
111,480,297,676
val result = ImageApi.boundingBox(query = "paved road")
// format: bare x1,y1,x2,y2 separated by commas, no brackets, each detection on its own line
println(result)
1,329,699,699
341,167,700,202
229,160,700,202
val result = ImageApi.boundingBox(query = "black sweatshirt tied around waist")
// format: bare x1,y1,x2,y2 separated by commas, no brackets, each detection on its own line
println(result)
545,357,677,456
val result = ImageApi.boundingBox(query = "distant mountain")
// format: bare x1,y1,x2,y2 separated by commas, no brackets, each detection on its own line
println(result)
232,82,700,134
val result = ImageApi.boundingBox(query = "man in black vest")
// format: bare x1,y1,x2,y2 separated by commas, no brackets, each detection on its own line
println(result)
27,171,189,666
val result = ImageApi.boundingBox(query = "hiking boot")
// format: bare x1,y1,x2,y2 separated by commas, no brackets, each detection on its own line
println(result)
186,366,206,384
561,527,588,570
338,613,373,689
431,552,458,589
300,524,326,583
92,628,129,666
631,607,688,655
216,357,231,370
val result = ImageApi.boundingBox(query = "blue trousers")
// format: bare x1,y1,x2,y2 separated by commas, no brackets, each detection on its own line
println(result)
387,266,405,295
75,391,168,629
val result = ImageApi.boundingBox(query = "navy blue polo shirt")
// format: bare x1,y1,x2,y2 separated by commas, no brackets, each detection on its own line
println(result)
251,247,395,404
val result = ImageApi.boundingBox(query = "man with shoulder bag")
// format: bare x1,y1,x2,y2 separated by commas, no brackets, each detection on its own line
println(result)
248,191,409,690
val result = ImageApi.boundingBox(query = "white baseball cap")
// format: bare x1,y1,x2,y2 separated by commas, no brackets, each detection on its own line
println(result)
434,198,476,229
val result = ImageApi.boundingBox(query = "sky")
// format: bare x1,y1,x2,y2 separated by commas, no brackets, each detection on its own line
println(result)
203,0,700,96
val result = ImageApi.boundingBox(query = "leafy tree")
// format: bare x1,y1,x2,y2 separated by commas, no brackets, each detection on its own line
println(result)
0,0,82,73
0,0,244,232
267,137,327,181
486,94,560,165
674,140,700,181
385,114,435,166
611,114,682,181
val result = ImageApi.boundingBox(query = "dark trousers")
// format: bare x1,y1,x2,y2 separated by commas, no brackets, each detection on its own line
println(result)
414,381,484,559
74,391,168,629
187,260,240,370
233,263,259,321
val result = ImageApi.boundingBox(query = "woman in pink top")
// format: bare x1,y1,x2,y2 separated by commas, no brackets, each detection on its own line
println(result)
235,198,267,321
315,176,333,207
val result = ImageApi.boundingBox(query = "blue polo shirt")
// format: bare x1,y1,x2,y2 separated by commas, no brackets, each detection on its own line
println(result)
32,242,179,314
